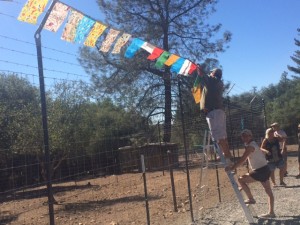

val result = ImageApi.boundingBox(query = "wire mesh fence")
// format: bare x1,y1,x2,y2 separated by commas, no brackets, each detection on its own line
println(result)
0,71,272,225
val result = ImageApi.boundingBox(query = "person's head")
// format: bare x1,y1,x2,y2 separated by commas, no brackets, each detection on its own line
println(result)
210,68,222,79
265,128,275,139
298,124,300,131
270,122,280,131
240,129,253,143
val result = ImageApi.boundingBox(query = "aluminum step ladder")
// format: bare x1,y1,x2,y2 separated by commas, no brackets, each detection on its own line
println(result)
197,131,225,219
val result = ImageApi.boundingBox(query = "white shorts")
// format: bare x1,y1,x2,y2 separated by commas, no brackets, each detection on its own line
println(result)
206,109,227,141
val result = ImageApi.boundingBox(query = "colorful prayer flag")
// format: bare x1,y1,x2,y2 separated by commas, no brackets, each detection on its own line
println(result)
188,63,197,75
147,47,164,60
99,29,120,52
18,0,49,24
170,57,185,73
74,16,95,43
43,2,69,32
112,33,131,54
61,10,84,42
164,54,180,66
141,42,155,53
179,60,192,76
192,75,203,104
155,51,171,69
124,38,145,58
84,22,107,47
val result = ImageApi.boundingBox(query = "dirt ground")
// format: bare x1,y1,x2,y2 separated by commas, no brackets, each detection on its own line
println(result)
0,145,299,225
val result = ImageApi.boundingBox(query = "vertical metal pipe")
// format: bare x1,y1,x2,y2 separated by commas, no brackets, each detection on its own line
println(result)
141,155,150,225
34,1,58,224
35,33,55,225
226,96,235,159
177,77,194,222
262,98,267,130
167,150,178,212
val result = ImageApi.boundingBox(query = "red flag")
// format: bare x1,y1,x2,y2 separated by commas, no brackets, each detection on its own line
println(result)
147,47,164,60
188,63,197,75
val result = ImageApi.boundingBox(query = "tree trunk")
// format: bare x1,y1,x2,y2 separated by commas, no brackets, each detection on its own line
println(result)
163,72,172,142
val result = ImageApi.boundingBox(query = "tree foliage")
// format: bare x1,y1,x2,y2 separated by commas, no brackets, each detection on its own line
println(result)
79,0,231,141
288,28,300,76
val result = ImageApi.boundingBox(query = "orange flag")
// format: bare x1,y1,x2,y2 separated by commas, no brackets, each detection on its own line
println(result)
164,54,180,66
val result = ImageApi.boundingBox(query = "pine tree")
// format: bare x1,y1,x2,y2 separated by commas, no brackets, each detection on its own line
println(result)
79,0,231,142
288,28,300,76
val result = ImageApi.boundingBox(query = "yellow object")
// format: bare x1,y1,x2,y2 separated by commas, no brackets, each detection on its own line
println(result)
84,22,107,47
18,0,49,24
164,54,180,66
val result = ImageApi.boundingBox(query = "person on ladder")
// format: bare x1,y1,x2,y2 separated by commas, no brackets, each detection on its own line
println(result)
194,65,233,165
225,129,275,218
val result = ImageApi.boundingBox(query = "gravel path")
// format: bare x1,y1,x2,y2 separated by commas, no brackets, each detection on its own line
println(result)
194,158,300,225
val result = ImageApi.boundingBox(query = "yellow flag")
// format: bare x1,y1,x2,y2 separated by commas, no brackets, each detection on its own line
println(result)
192,76,203,104
18,0,49,24
84,22,107,47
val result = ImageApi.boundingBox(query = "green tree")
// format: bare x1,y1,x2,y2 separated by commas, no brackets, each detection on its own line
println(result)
288,28,300,76
0,73,40,190
79,0,231,142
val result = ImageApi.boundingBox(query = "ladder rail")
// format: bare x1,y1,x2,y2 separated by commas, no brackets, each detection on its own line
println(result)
213,141,255,224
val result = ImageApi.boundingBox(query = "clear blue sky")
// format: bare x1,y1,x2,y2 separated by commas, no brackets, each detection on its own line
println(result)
1,0,300,96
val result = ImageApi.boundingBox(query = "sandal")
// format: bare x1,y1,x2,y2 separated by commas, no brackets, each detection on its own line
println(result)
259,212,275,218
244,199,256,204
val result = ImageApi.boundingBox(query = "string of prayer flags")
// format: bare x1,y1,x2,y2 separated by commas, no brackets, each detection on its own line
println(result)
18,0,49,24
170,57,185,73
74,16,95,43
99,29,120,52
147,47,164,60
84,22,107,47
124,38,145,58
61,10,84,42
112,33,132,54
17,0,200,76
43,2,69,32
164,54,180,67
154,51,171,69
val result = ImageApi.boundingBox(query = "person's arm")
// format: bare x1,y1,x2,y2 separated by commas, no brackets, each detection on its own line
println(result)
281,137,287,154
225,145,253,171
260,139,270,155
276,130,287,152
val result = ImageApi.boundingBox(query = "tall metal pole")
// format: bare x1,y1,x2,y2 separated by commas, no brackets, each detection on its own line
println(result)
177,76,194,222
262,98,267,130
250,95,256,131
34,1,58,224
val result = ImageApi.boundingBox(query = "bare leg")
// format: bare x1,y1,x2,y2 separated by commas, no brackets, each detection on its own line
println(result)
279,167,285,184
270,170,276,186
283,152,288,175
260,180,274,214
218,138,232,158
238,174,255,200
